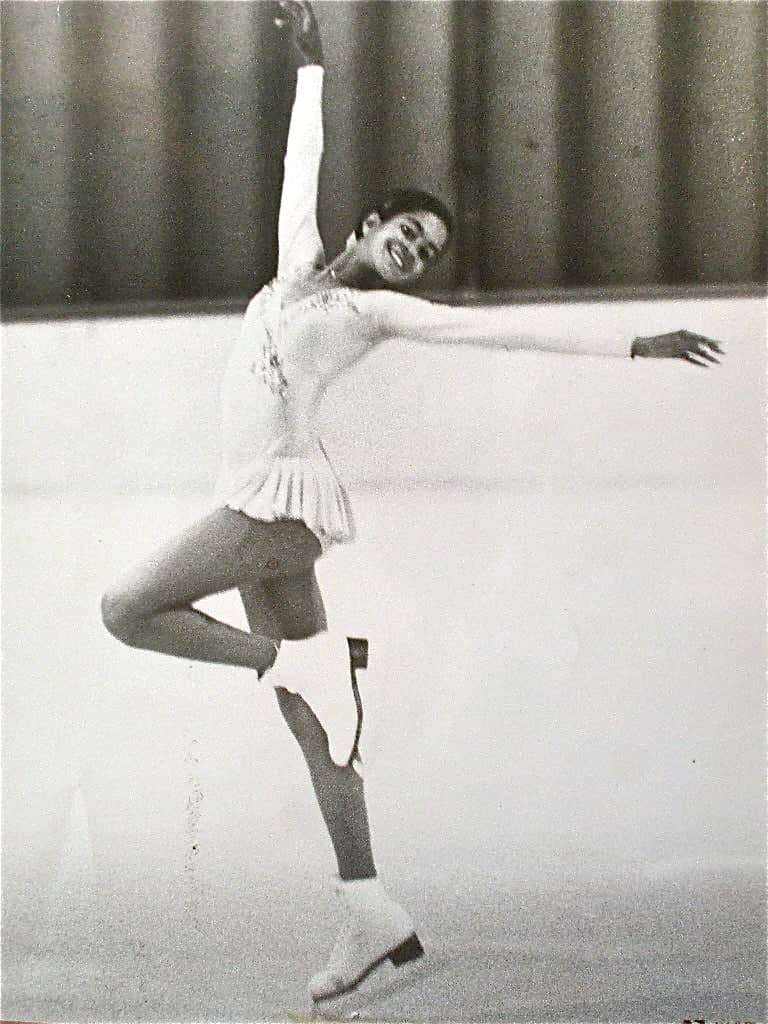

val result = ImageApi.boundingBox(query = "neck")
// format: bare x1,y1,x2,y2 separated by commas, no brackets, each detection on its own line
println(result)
322,250,380,291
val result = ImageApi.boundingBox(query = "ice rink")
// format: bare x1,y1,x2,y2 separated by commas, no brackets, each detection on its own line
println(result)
3,292,765,1021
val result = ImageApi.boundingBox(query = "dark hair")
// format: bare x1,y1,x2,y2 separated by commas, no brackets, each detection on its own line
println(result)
356,188,454,246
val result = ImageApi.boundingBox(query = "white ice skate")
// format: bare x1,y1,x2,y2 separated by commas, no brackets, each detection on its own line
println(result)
265,632,367,767
309,876,424,1003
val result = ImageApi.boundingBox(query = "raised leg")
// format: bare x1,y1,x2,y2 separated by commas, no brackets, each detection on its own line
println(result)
101,509,320,675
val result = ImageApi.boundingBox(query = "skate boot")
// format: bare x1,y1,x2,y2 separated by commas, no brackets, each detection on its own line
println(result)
264,632,367,767
309,876,424,1002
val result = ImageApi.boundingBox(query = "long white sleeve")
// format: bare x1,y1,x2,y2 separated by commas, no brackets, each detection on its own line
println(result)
277,65,325,278
358,290,633,358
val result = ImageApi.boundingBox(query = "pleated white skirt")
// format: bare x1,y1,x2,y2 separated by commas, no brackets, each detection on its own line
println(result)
214,441,355,553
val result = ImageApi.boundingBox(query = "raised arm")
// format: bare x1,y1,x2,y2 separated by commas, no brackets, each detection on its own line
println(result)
274,1,325,278
358,291,724,365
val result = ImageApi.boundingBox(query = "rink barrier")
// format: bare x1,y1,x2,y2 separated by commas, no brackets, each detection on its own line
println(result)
3,281,764,324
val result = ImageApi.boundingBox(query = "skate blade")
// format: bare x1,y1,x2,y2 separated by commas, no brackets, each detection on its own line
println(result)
352,950,445,1006
311,934,426,1014
312,932,423,1005
388,932,423,966
312,955,444,1022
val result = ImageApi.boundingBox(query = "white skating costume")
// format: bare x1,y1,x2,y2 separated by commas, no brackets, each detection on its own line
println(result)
215,66,631,543
214,65,632,767
212,63,636,1003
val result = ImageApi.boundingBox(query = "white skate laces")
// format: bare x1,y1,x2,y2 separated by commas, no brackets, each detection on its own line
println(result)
309,876,424,1002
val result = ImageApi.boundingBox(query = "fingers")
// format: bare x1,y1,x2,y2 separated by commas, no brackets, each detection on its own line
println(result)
681,352,710,368
703,338,725,355
680,330,725,367
692,345,721,365
683,330,725,357
275,0,312,23
275,0,318,45
274,1,301,28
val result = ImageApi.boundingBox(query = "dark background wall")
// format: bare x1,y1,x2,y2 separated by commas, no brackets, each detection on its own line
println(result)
2,0,765,315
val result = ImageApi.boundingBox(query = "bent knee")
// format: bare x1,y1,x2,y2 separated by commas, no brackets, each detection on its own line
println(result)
100,588,145,645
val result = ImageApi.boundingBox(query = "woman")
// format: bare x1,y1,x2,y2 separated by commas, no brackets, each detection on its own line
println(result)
101,0,724,1004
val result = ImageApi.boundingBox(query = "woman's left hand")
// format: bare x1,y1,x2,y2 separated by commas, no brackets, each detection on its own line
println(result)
275,0,324,66
631,330,725,366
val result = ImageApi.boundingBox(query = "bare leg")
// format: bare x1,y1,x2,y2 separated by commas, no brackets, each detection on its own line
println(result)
113,606,278,670
277,689,376,881
239,582,377,881
238,576,420,1002
101,509,320,674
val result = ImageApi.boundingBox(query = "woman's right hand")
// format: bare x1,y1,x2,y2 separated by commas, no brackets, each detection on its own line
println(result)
275,0,324,66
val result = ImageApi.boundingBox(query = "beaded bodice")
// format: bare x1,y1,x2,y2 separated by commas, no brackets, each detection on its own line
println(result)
220,276,369,470
251,279,362,402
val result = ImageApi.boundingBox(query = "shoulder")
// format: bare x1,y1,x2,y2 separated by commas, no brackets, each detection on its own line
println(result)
244,283,274,317
354,288,448,331
354,288,433,318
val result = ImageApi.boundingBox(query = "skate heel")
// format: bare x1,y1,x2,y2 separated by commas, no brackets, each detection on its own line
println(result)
388,933,424,967
347,637,369,671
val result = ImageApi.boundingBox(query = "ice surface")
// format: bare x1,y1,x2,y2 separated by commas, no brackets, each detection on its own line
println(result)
2,482,765,1022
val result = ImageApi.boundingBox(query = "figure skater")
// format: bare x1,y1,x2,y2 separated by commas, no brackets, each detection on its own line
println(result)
101,0,724,1004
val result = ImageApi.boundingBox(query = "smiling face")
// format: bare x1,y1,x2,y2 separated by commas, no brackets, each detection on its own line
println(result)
357,210,450,287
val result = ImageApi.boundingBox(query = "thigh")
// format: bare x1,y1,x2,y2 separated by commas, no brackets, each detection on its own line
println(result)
240,565,327,641
109,509,321,618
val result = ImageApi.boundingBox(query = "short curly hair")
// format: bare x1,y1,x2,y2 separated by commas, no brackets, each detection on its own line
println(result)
355,188,454,247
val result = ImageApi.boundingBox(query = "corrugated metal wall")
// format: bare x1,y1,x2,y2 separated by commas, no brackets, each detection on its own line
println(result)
2,0,765,313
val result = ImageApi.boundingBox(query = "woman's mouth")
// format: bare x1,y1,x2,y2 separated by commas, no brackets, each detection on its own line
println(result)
385,239,415,275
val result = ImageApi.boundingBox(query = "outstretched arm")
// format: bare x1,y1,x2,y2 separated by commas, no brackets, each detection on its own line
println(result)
274,1,325,277
359,291,724,365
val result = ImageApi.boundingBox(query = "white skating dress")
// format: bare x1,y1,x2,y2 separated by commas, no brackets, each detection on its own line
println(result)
213,66,631,765
213,65,632,553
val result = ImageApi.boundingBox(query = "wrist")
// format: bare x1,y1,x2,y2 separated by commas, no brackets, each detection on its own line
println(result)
296,50,324,67
630,336,649,359
295,34,323,66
